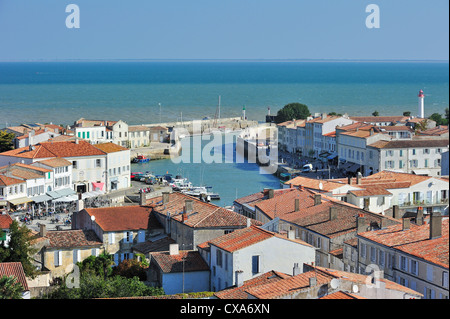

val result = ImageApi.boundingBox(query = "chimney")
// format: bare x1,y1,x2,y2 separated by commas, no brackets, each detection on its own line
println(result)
309,276,317,287
235,270,244,287
185,200,193,214
162,192,170,205
392,205,401,219
348,176,352,185
429,212,442,239
268,189,274,199
246,218,251,228
370,128,374,136
356,172,362,185
287,229,295,239
402,218,411,231
329,206,338,221
169,244,179,255
357,213,367,233
76,193,84,212
182,212,187,223
293,263,301,276
39,224,47,237
416,207,424,225
294,198,300,212
314,194,322,206
140,192,147,206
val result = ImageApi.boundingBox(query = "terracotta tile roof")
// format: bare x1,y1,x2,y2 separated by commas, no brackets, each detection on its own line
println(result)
149,126,168,131
12,163,51,173
0,262,29,291
45,229,102,248
284,176,345,192
0,214,14,229
255,188,399,239
369,138,449,149
418,125,449,136
245,269,333,299
358,219,449,268
338,122,375,132
200,225,311,253
348,185,393,197
15,129,48,140
214,271,291,299
0,140,106,159
150,250,209,273
148,192,262,228
314,266,423,296
128,125,151,132
133,236,177,254
307,115,341,124
35,157,72,168
234,188,295,206
5,168,43,180
319,291,366,299
349,116,409,123
93,142,129,153
83,206,162,232
0,175,26,186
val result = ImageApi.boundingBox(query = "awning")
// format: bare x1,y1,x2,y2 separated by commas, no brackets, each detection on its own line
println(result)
32,194,52,203
8,197,32,205
0,200,7,206
92,182,104,191
54,195,78,202
327,154,338,160
46,190,61,199
56,188,76,197
347,163,361,173
412,170,430,176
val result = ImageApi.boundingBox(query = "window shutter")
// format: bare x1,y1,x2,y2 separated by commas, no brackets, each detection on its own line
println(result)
109,233,115,244
114,254,119,265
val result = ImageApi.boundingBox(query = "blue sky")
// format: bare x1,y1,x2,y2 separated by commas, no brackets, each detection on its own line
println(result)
0,0,448,60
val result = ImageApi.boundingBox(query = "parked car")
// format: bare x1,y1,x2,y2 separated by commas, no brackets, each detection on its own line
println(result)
302,163,313,173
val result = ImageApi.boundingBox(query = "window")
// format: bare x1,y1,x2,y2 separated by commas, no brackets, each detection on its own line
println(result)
412,149,416,155
370,247,376,262
124,231,133,243
96,159,101,168
427,265,433,282
423,149,430,154
399,150,403,157
72,161,77,169
361,243,366,258
443,272,449,288
317,237,322,249
379,250,385,266
216,250,223,267
252,255,260,274
411,260,418,276
400,256,408,271
54,250,62,267
73,249,81,263
424,159,429,168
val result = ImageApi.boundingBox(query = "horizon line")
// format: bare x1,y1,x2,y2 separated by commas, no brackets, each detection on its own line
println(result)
0,58,448,63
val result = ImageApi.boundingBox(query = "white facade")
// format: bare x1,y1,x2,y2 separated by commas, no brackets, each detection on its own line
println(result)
105,149,131,192
74,126,112,144
69,155,107,193
208,233,315,291
367,143,449,177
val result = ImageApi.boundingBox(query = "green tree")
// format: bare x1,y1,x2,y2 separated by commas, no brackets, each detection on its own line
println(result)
0,220,38,278
372,111,379,117
0,130,15,152
77,252,114,279
275,103,311,123
112,258,148,281
0,275,24,299
403,111,411,117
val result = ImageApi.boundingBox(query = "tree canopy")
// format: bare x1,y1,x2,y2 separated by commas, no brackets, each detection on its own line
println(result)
275,103,311,123
0,130,15,152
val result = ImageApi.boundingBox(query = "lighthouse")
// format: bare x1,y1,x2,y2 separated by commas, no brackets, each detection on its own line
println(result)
242,105,246,120
418,90,425,118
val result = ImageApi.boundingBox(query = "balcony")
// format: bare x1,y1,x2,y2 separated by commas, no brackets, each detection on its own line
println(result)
397,198,449,208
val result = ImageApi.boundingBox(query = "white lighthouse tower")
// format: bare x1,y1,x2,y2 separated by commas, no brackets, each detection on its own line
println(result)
418,89,425,118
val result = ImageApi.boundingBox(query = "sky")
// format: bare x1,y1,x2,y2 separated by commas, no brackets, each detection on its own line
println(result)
0,0,448,61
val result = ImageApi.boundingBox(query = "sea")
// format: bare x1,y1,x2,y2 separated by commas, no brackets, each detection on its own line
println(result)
0,61,448,206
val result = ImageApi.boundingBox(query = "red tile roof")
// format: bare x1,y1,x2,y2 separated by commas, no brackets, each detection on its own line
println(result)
148,192,262,228
0,140,106,159
93,142,129,153
35,157,72,168
0,175,26,186
199,225,311,253
215,271,291,299
151,250,209,273
82,206,161,232
319,291,366,299
45,229,102,248
0,214,14,229
0,262,29,291
358,219,449,268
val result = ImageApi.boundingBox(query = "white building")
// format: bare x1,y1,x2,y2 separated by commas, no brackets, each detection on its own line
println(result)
73,118,128,147
93,143,131,193
32,158,73,193
367,139,449,177
0,175,28,211
14,129,61,149
198,225,316,292
0,140,108,194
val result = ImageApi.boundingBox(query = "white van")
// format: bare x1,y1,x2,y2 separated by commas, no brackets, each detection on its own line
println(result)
302,163,313,173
